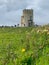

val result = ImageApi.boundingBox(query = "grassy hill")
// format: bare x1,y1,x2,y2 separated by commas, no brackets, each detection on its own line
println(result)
0,26,49,65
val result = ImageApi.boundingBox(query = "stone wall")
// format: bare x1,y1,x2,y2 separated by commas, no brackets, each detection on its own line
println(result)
21,9,34,27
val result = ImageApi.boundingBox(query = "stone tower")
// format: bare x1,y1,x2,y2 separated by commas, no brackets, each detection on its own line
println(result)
21,9,34,27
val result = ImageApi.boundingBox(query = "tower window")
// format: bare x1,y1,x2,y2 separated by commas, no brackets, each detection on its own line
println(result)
30,16,32,20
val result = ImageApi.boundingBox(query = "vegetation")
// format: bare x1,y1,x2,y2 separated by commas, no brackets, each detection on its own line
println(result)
0,26,49,65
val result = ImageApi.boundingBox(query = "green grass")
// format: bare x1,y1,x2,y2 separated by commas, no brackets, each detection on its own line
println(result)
0,27,49,65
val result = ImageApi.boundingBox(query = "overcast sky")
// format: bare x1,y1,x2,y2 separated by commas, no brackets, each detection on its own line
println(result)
0,0,49,26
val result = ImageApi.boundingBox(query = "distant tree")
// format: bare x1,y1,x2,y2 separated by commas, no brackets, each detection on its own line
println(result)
2,25,4,28
17,24,19,27
14,25,17,27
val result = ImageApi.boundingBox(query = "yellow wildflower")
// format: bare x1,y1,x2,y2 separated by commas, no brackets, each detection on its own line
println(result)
22,48,25,52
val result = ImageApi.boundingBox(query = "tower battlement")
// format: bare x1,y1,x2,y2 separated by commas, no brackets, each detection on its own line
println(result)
23,9,33,13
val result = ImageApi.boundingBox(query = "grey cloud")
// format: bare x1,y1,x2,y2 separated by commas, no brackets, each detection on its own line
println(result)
6,0,28,11
0,0,28,25
0,0,49,25
0,0,28,12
